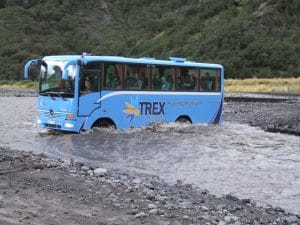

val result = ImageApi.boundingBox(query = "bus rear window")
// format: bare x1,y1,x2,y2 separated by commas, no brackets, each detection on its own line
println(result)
200,69,221,92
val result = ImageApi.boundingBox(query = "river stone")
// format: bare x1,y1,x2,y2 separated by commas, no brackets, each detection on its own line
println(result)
147,203,157,209
283,215,299,223
81,166,89,172
94,168,107,176
132,178,141,185
149,209,158,214
135,211,148,218
0,195,5,208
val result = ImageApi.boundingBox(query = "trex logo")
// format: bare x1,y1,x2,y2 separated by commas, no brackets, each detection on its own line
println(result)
123,97,165,122
139,102,165,115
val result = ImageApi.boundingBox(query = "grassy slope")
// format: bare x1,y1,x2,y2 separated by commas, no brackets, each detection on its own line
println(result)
0,0,299,80
225,77,300,93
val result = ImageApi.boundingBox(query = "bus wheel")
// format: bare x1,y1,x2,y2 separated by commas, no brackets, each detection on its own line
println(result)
176,116,192,124
93,119,116,129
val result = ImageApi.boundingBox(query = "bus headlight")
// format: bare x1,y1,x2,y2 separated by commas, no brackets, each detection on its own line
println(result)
37,119,42,124
64,123,74,128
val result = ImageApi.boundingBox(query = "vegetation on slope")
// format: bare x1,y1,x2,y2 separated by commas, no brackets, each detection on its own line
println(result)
225,77,300,93
0,0,299,80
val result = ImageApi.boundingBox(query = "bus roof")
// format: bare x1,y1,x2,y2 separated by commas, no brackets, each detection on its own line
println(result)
43,55,224,69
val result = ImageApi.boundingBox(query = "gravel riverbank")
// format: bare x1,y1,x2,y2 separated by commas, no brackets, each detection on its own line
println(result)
225,93,300,136
1,149,299,225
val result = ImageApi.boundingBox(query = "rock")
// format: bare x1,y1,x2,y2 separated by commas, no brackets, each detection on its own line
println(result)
0,195,5,208
33,162,46,170
149,208,158,214
180,201,192,209
224,215,237,223
201,206,209,211
176,179,183,186
69,169,76,174
87,170,94,176
217,220,226,225
274,206,285,212
47,161,61,168
94,168,107,176
241,198,251,204
37,152,47,158
135,211,148,218
124,198,134,204
225,194,239,201
283,215,299,223
73,160,84,167
81,166,89,172
22,152,32,158
147,203,157,209
145,190,156,200
62,159,72,167
182,215,189,220
132,178,141,185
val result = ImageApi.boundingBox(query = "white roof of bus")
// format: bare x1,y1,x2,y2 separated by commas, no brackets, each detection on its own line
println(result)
43,55,223,69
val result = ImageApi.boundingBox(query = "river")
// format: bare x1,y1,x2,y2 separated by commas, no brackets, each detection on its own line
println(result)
0,96,299,215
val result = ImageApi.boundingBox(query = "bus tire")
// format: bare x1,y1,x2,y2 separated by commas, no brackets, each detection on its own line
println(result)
93,118,116,129
176,116,192,124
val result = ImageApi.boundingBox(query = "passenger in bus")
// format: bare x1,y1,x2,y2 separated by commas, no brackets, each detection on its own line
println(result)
183,75,195,90
200,73,213,91
84,76,92,92
140,72,148,89
152,75,161,90
161,77,171,91
135,74,143,90
125,72,136,89
52,66,65,89
111,75,120,89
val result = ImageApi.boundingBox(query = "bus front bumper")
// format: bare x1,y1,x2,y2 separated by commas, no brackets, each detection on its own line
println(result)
37,111,79,132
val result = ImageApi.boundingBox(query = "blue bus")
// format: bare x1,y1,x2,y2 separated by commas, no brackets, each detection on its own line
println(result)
24,55,224,132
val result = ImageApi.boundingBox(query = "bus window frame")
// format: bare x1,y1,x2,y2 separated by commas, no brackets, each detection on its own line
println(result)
85,61,222,93
199,67,221,92
174,67,199,92
151,65,174,91
123,63,151,91
79,69,101,96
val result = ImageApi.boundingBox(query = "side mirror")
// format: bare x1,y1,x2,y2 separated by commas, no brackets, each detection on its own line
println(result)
24,59,39,79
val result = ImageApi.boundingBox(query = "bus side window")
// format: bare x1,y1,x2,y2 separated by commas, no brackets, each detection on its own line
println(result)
152,66,172,91
103,64,122,89
200,69,221,92
176,68,196,91
80,74,94,94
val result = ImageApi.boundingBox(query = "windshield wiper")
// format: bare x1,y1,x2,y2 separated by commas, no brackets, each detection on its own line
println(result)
49,91,66,100
40,91,66,100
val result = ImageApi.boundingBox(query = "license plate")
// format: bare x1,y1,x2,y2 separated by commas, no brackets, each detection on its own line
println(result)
48,120,56,125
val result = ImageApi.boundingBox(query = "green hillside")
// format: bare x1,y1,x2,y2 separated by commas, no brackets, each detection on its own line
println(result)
0,0,299,80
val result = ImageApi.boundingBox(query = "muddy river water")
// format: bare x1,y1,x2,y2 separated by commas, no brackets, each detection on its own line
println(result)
0,96,299,215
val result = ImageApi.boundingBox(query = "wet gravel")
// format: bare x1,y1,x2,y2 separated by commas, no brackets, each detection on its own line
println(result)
224,93,300,136
0,88,38,97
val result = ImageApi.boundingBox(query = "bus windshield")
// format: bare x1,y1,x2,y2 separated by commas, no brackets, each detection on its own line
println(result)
39,60,76,98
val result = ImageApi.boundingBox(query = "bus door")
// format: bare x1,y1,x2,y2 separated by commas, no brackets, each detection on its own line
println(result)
78,69,101,116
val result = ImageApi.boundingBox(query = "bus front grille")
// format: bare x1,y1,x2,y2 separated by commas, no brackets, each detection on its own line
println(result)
44,123,62,129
